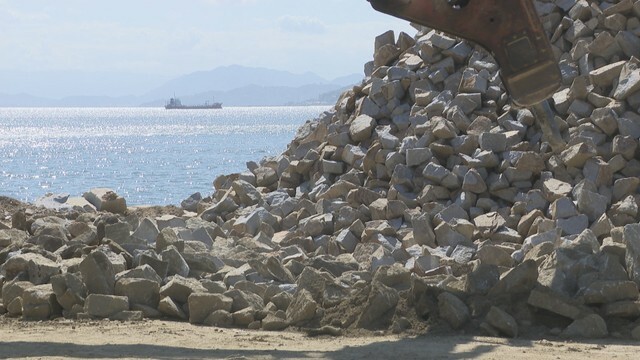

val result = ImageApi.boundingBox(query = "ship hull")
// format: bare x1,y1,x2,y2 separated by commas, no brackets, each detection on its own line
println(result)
165,103,222,110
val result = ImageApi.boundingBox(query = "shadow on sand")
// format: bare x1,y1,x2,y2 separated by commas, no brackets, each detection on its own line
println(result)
0,335,529,360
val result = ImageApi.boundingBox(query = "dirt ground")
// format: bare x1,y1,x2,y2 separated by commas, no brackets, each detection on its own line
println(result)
0,318,638,360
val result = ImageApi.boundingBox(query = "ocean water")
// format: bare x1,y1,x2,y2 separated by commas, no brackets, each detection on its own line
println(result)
0,106,330,206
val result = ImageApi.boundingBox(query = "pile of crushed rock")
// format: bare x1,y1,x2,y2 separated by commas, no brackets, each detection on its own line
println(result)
2,0,640,339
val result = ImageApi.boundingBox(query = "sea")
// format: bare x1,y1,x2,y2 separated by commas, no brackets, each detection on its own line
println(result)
0,106,331,206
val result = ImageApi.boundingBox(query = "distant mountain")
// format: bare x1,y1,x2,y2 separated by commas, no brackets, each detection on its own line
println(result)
143,65,331,99
0,65,363,107
141,83,350,107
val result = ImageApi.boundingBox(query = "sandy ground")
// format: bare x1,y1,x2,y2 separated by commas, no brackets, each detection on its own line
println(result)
0,318,638,360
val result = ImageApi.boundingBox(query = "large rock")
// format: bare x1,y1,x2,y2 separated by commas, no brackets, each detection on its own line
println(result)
286,289,318,325
84,294,129,318
22,284,61,320
159,276,207,304
349,115,376,142
115,278,160,308
187,293,233,324
438,292,470,330
83,188,127,214
160,246,190,277
131,218,159,244
484,306,518,338
2,281,33,316
157,296,187,320
224,288,264,312
356,281,399,329
489,260,538,297
79,250,116,295
562,314,608,338
527,288,583,320
624,223,640,285
50,273,87,311
580,280,639,304
2,253,61,285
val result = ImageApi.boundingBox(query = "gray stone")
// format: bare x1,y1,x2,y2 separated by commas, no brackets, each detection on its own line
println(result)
558,215,589,236
622,224,640,286
224,288,264,312
589,59,624,86
560,142,596,168
549,197,579,220
200,192,239,221
527,288,582,320
357,281,399,329
83,188,127,214
485,306,518,338
462,168,487,194
232,209,262,236
350,115,376,142
104,222,131,245
335,229,359,253
286,289,318,325
188,293,233,324
322,160,345,175
406,147,432,167
438,292,470,330
183,252,224,274
115,278,160,308
131,218,159,244
614,61,640,100
85,294,129,318
50,273,86,311
479,132,507,153
109,310,143,322
261,313,289,331
602,301,640,318
614,178,640,203
80,250,116,295
138,254,169,279
22,285,60,321
267,256,296,283
612,136,638,161
159,275,207,304
576,190,609,222
203,309,233,327
232,307,256,327
2,281,33,316
489,260,538,296
157,296,187,320
117,264,162,284
161,246,190,277
254,166,278,187
156,227,183,253
543,179,573,202
581,280,639,304
477,245,514,267
412,213,436,247
562,314,608,338
2,253,60,285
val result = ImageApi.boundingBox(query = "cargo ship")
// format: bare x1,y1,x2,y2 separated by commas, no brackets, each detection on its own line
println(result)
165,97,222,109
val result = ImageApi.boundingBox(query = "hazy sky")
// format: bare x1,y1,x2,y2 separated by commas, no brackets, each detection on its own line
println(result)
0,0,415,80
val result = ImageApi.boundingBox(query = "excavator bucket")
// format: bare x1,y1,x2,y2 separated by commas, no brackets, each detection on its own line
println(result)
368,0,561,107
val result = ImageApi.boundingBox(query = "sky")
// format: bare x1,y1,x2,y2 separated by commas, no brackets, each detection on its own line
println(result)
0,0,416,83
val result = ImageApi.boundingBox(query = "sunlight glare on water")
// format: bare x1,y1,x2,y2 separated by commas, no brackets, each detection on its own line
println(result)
0,106,330,205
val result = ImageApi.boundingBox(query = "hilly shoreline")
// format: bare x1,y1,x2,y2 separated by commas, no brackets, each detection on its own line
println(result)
0,65,361,107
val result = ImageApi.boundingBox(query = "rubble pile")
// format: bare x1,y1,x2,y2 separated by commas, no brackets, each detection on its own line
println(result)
3,0,640,339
